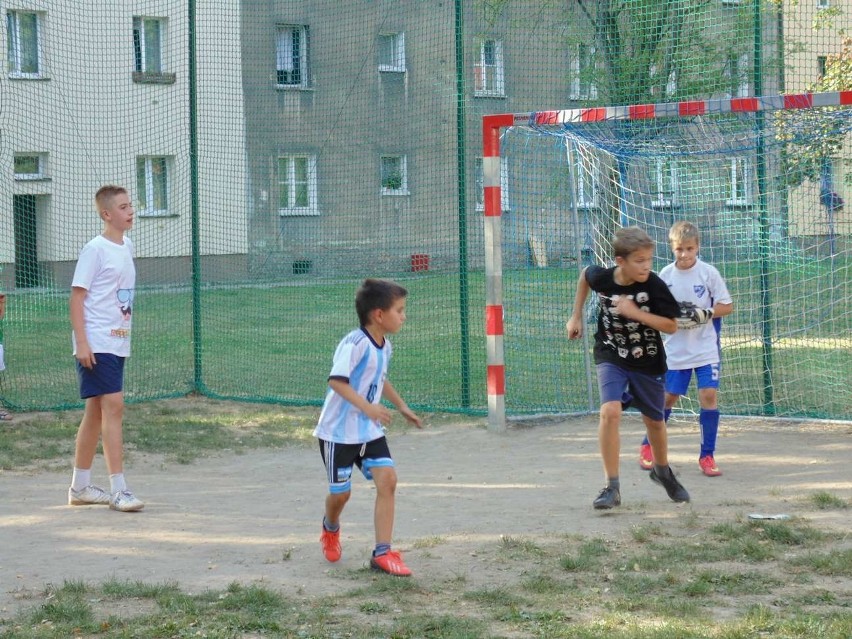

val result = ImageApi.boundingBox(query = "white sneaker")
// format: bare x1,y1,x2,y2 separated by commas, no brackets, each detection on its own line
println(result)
109,490,145,512
68,485,110,506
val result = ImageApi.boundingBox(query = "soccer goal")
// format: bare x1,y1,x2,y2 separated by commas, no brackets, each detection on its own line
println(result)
483,92,852,431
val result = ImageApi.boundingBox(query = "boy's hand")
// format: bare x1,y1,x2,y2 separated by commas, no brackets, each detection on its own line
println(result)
565,317,583,339
364,403,393,426
613,295,641,319
399,406,423,429
689,307,714,325
75,344,97,369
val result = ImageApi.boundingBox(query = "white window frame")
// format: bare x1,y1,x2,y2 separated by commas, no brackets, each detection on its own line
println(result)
565,143,599,209
475,157,509,211
569,43,597,101
7,10,43,78
726,157,752,207
474,39,505,97
378,32,406,73
277,155,318,215
724,53,750,98
380,155,409,195
136,156,171,217
721,0,742,5
652,158,680,208
14,152,48,180
133,16,166,74
817,0,830,9
277,25,310,88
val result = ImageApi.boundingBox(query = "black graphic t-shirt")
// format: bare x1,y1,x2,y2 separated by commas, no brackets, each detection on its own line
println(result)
585,265,679,374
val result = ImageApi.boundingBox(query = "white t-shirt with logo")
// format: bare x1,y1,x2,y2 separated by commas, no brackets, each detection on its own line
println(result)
659,258,732,370
71,235,135,357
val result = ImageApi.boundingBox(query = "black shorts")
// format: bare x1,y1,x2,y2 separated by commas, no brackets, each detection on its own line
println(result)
318,436,394,494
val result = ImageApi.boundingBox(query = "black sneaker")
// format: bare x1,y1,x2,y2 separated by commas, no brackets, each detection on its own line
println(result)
649,466,690,503
593,486,621,509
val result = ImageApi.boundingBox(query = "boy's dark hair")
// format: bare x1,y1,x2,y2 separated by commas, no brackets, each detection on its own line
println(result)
356,278,408,326
613,226,654,259
95,185,128,212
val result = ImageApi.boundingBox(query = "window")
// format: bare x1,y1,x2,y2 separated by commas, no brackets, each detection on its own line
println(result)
817,55,827,79
650,64,677,99
817,0,830,8
278,155,318,214
566,142,598,209
721,0,742,5
136,156,170,216
474,39,504,97
7,10,42,77
724,53,750,98
381,156,408,195
475,157,509,210
277,25,310,88
14,153,48,180
378,32,405,72
652,158,680,208
133,17,164,73
569,43,597,101
726,157,752,207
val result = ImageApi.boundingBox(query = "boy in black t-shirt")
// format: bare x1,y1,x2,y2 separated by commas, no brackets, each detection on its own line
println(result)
565,226,690,509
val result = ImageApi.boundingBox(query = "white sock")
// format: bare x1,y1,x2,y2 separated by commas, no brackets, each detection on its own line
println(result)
71,467,91,491
109,473,127,494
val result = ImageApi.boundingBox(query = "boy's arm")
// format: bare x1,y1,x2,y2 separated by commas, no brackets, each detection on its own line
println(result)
613,296,678,334
382,379,423,428
0,293,5,321
70,286,96,369
565,268,591,339
712,301,733,319
327,377,392,426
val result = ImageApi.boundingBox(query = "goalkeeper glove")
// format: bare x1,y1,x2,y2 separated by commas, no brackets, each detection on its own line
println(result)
689,307,714,325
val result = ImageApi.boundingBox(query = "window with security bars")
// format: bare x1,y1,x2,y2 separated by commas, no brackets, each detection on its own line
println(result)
724,53,750,98
652,158,680,208
727,157,752,207
378,32,405,72
136,156,170,216
133,17,165,73
278,155,318,214
381,156,408,194
474,39,504,97
7,10,41,77
277,25,309,87
569,43,597,101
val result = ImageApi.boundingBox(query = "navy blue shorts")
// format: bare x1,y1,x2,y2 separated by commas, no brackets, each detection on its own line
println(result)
596,362,666,421
76,353,125,399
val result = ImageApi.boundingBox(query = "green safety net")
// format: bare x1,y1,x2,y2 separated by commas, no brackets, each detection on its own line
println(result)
1,1,849,419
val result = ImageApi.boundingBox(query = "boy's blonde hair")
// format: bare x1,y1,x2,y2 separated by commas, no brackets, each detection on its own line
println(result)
95,185,128,214
669,221,700,245
613,226,654,259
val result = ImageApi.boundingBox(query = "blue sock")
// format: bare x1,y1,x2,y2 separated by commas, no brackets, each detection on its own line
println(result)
699,409,720,458
323,517,339,533
373,543,391,557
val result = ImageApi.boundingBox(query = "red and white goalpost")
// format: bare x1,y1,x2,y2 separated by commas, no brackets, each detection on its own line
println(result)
482,91,852,431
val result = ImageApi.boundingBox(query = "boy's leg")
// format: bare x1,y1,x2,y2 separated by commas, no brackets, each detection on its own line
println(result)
697,383,721,476
643,414,669,467
370,466,397,546
99,391,125,476
598,401,622,479
73,396,103,471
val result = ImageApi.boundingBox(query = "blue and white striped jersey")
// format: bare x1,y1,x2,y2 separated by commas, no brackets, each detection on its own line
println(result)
312,327,392,444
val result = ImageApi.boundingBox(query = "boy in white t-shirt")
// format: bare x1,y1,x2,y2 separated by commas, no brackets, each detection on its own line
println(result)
639,221,734,476
67,185,144,512
313,279,422,576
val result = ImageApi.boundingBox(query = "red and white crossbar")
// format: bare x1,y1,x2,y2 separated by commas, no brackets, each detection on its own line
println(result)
481,91,851,431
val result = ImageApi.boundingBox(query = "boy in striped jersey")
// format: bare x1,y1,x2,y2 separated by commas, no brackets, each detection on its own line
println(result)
314,279,422,576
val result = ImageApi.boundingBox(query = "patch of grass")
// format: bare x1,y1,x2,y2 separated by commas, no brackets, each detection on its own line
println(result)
808,491,849,510
788,548,852,577
630,523,665,543
498,535,545,558
412,535,447,549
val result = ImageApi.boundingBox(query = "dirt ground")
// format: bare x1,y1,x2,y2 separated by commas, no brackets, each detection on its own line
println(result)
1,412,850,616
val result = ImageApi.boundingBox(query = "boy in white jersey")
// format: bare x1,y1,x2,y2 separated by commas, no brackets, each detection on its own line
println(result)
314,279,422,576
638,221,733,476
67,185,144,512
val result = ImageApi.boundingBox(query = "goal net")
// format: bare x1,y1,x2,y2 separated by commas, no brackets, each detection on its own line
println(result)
484,93,852,428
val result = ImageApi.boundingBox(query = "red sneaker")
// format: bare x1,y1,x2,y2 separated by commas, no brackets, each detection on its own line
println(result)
699,455,722,477
639,443,654,471
320,528,341,562
370,550,412,576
